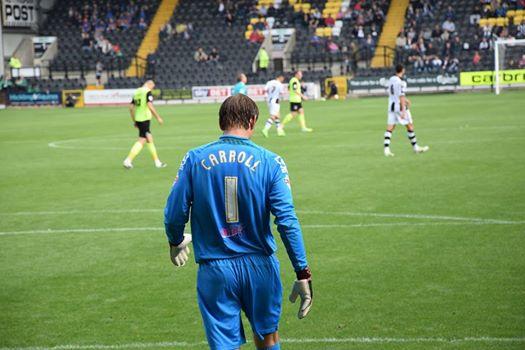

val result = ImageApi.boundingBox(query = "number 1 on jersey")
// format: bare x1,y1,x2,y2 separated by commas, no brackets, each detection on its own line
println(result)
224,176,239,223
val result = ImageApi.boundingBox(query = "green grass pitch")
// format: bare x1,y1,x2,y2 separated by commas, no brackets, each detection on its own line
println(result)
1,90,524,350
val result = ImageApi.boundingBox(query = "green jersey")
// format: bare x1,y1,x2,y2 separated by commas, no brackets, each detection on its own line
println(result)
289,77,302,103
132,87,153,122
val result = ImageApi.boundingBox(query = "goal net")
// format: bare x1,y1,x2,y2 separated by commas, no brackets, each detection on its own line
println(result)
494,39,525,95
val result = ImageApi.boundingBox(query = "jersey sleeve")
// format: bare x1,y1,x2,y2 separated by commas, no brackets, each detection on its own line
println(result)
146,91,154,103
164,152,193,245
269,155,308,272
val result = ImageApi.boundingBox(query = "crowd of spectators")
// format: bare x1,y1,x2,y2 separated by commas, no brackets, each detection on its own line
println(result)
396,0,525,75
68,1,153,33
395,1,464,74
72,1,153,59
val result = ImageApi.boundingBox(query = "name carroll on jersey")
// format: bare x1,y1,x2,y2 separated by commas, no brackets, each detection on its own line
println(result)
200,149,262,172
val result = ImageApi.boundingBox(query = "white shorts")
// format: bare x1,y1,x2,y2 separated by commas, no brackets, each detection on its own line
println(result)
267,101,280,116
387,110,413,126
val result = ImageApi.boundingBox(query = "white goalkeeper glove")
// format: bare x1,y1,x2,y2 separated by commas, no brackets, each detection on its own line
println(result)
289,267,313,319
169,234,192,267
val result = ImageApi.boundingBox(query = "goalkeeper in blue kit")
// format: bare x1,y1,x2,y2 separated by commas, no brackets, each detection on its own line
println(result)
164,94,313,350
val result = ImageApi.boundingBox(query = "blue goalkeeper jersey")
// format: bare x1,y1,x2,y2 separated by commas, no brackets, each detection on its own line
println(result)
164,135,308,272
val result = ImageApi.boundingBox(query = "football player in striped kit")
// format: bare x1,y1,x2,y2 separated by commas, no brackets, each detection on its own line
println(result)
384,64,429,157
262,74,286,137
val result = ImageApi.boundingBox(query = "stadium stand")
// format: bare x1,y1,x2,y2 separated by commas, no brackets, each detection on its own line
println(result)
33,0,161,90
3,0,523,96
391,0,525,76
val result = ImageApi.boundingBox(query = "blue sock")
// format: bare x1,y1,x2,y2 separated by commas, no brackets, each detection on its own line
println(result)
257,343,280,350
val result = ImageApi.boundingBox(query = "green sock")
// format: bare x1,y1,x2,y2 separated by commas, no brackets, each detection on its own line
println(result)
146,142,159,161
282,113,294,125
298,114,307,129
127,142,143,161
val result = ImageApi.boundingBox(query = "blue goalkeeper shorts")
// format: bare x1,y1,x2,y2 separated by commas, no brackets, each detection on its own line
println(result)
197,253,282,350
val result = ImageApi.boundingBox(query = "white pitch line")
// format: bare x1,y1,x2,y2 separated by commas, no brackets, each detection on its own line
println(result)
2,336,525,350
298,210,524,225
1,209,523,225
0,227,162,236
0,220,522,237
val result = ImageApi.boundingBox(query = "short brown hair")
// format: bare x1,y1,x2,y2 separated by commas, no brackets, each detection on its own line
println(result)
219,94,259,131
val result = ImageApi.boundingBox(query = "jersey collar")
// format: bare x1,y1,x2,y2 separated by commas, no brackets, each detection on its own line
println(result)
220,134,252,142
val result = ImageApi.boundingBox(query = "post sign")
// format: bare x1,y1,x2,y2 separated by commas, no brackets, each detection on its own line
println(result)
2,0,38,27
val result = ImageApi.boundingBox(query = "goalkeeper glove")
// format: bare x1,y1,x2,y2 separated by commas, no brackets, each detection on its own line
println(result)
169,234,192,267
289,267,313,319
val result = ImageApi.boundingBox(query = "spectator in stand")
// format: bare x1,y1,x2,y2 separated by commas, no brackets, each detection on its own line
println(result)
101,38,113,56
209,48,220,62
519,54,525,68
452,36,462,56
407,27,417,44
444,5,455,20
408,43,424,73
422,0,434,19
327,38,339,53
442,18,456,33
353,25,365,41
218,0,225,15
517,19,525,38
443,56,459,73
481,24,493,38
81,32,92,54
107,18,116,31
424,42,442,72
138,17,147,30
258,4,268,16
309,11,320,29
95,61,103,86
472,50,482,66
310,33,322,46
113,43,123,58
194,48,208,62
396,31,408,49
442,41,453,58
325,14,335,27
225,11,234,27
160,22,173,42
495,3,508,17
254,16,266,31
470,5,481,24
362,34,375,63
267,4,277,17
249,29,265,44
176,23,192,40
372,4,385,25
479,37,490,50
417,37,427,55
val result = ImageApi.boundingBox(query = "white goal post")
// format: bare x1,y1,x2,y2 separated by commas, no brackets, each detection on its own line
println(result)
494,38,525,95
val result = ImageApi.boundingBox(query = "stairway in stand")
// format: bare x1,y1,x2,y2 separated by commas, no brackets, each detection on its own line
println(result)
126,0,180,77
370,0,409,68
